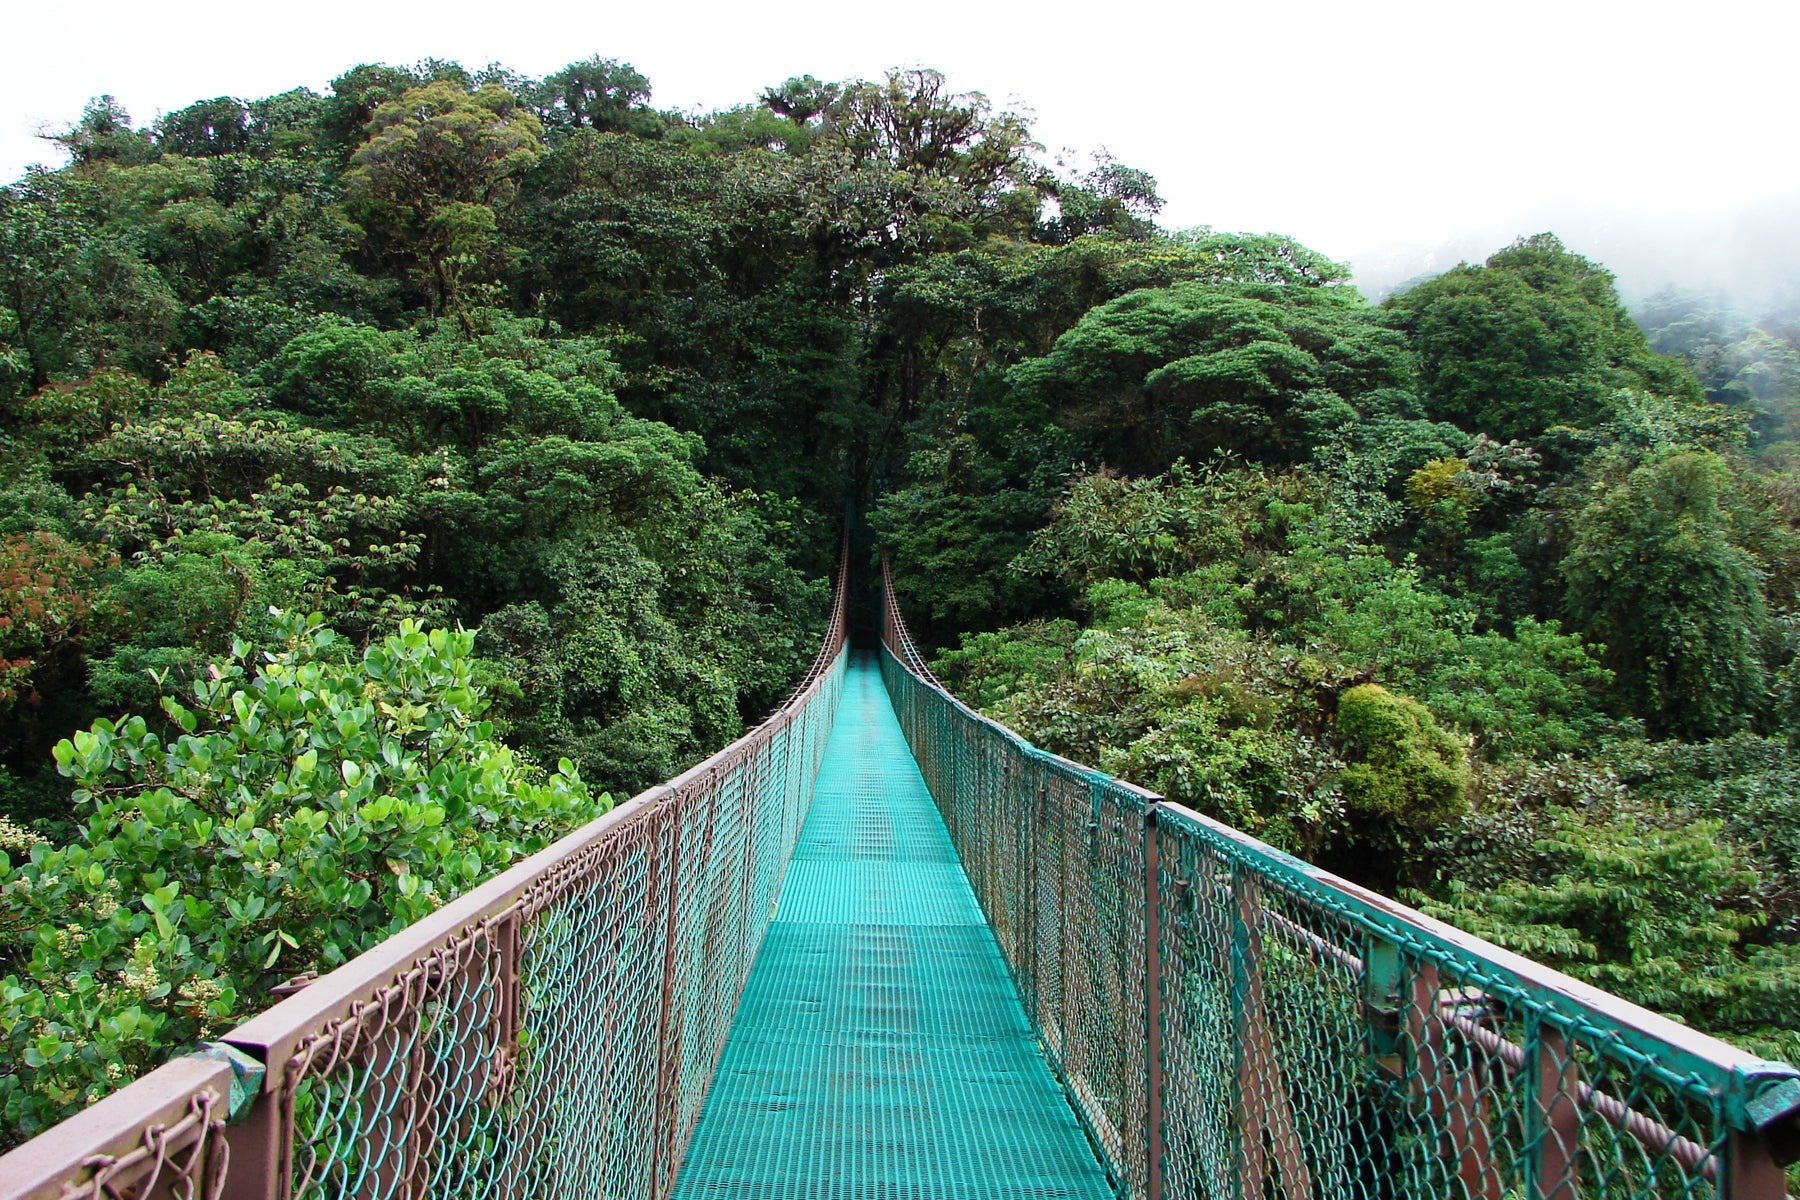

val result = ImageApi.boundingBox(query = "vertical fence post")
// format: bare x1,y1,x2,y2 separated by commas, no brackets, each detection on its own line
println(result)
1450,1037,1502,1200
1229,871,1313,1200
491,913,522,1100
650,803,685,1200
1230,868,1267,1200
737,745,763,993
1404,959,1500,1200
1030,778,1046,1033
1529,1023,1580,1200
1726,1128,1790,1200
1404,958,1441,1115
220,1091,284,1200
398,999,432,1200
1058,782,1079,1075
1144,806,1164,1200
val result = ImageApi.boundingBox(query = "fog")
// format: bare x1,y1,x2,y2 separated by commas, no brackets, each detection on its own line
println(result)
1347,194,1800,317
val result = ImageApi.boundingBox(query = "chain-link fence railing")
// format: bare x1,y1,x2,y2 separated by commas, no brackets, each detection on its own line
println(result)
880,554,1800,1200
0,546,850,1200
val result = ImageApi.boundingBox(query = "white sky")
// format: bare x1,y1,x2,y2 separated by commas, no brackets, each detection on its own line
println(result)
5,0,1798,277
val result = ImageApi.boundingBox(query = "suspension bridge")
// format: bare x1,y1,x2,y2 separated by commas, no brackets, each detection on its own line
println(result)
4,547,1798,1200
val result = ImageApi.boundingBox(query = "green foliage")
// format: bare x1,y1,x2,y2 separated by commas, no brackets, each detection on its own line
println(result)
1404,457,1483,536
1333,683,1467,827
6,54,1798,1129
346,82,545,321
935,607,1354,859
1416,618,1614,759
870,434,1074,640
477,495,823,795
1008,276,1411,471
0,170,178,394
47,97,156,167
1045,152,1163,243
1419,809,1799,1059
1605,734,1800,942
527,58,662,140
931,619,1081,711
1563,448,1770,737
0,290,823,849
1385,234,1702,439
0,613,606,1144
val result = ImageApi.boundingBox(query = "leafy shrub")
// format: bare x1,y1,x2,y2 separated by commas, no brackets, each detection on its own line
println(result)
0,612,606,1146
1418,809,1800,1061
1333,683,1468,828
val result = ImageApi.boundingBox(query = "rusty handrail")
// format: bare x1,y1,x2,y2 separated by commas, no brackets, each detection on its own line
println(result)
2,537,852,1200
878,550,1800,1200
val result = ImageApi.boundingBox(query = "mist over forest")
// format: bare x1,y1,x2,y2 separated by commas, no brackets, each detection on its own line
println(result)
1353,193,1800,314
2,56,1798,1152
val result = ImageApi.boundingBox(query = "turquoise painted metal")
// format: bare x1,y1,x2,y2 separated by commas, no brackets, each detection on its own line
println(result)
878,553,1800,1200
672,654,1113,1199
8,541,1799,1200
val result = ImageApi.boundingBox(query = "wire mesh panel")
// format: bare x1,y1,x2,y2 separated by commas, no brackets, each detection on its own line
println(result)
879,555,1800,1200
1151,804,1785,1200
2,547,850,1200
877,579,1153,1197
1151,811,1369,1200
0,1052,242,1200
274,650,850,1200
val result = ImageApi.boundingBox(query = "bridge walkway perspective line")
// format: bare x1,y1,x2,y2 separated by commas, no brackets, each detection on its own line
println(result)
672,652,1113,1198
5,540,1799,1200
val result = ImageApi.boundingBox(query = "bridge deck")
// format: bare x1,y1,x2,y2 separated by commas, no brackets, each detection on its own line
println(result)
672,653,1112,1198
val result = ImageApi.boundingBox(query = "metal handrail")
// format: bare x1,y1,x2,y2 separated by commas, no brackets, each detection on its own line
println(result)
1,538,852,1200
878,551,1800,1200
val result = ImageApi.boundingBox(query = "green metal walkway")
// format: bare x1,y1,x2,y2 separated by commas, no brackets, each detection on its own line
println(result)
672,654,1113,1199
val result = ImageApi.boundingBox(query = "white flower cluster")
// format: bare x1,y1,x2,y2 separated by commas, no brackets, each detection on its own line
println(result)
0,816,39,852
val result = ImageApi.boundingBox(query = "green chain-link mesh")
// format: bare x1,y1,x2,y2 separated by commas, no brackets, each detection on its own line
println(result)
879,565,1798,1200
673,654,1112,1198
279,642,849,1200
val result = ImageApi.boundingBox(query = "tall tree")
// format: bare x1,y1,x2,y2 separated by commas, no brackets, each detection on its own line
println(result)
345,81,545,323
528,57,662,140
1006,273,1412,471
1562,448,1769,737
1386,234,1702,439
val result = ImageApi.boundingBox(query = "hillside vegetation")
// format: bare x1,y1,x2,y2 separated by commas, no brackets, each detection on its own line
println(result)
2,59,1798,1142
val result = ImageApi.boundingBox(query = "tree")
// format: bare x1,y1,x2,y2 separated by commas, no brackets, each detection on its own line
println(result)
1637,290,1800,446
1045,151,1163,243
0,171,177,394
45,97,155,167
345,82,545,322
870,433,1074,641
153,98,252,158
801,68,1039,272
528,58,661,140
1563,448,1769,737
1007,278,1413,470
1385,234,1702,439
759,75,841,123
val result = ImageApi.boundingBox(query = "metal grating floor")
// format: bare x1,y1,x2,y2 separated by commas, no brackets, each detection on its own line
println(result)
672,654,1112,1199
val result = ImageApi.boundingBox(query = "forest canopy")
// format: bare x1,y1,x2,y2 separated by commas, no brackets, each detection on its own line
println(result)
3,57,1799,1142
